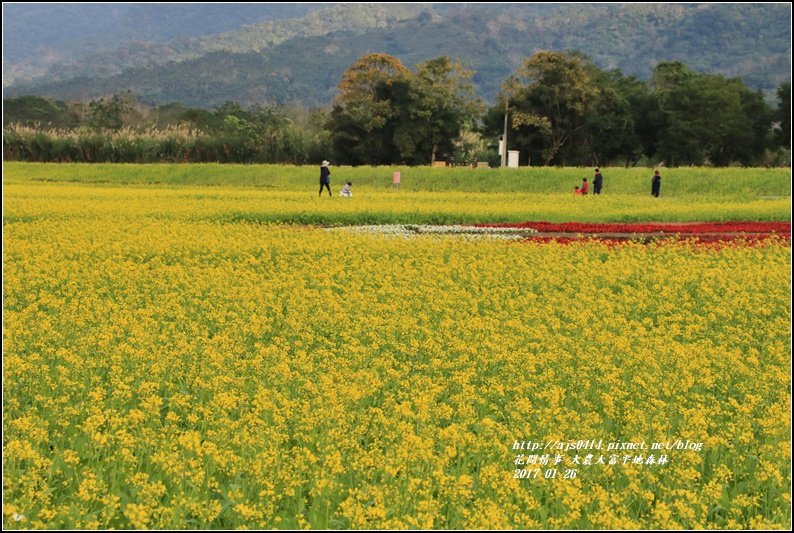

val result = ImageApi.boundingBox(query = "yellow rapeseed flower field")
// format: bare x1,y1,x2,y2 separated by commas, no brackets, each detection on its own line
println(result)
2,182,791,529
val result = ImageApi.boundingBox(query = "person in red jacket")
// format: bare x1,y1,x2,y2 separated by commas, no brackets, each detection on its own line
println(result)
581,178,589,195
574,186,582,195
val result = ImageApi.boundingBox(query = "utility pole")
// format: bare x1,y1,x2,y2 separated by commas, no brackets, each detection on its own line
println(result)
501,97,508,168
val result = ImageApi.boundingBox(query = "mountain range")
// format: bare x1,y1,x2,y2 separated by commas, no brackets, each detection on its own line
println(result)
3,3,791,109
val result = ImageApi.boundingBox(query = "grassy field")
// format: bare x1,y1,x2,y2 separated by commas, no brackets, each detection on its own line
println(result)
4,162,792,196
3,163,791,225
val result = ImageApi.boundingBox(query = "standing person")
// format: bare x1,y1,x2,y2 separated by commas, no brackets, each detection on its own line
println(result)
651,170,661,197
319,160,332,197
593,168,603,195
581,177,589,195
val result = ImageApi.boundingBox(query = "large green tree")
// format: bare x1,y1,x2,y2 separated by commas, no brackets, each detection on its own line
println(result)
327,53,480,165
327,53,412,165
586,70,650,167
85,92,145,131
650,62,773,166
504,51,600,165
408,57,481,165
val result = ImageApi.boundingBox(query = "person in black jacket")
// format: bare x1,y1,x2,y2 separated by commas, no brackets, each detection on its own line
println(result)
319,160,332,197
651,170,661,197
593,168,603,195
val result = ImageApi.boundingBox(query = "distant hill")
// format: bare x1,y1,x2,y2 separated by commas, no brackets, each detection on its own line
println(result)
2,3,326,82
2,3,423,86
3,3,791,109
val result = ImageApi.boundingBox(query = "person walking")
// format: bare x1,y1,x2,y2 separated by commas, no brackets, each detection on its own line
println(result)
319,160,332,197
651,170,661,197
593,168,603,195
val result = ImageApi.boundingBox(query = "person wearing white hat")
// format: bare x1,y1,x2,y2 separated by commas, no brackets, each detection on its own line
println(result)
319,160,332,197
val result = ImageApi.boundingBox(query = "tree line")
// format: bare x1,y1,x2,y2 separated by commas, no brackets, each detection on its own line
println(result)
4,51,790,167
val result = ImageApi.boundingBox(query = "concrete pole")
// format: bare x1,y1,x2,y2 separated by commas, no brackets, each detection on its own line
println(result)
501,97,508,168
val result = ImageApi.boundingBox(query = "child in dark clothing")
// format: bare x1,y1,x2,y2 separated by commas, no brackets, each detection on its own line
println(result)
651,170,661,197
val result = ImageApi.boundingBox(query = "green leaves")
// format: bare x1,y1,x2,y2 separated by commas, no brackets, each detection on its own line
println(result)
328,54,480,166
502,51,600,165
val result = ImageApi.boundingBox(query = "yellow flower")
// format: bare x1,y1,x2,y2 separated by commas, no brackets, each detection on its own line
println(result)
124,503,150,529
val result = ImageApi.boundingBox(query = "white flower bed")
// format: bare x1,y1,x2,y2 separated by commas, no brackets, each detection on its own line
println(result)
327,224,538,240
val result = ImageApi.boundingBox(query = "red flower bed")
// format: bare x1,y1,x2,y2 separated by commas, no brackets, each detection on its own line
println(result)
517,233,790,247
478,221,791,234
